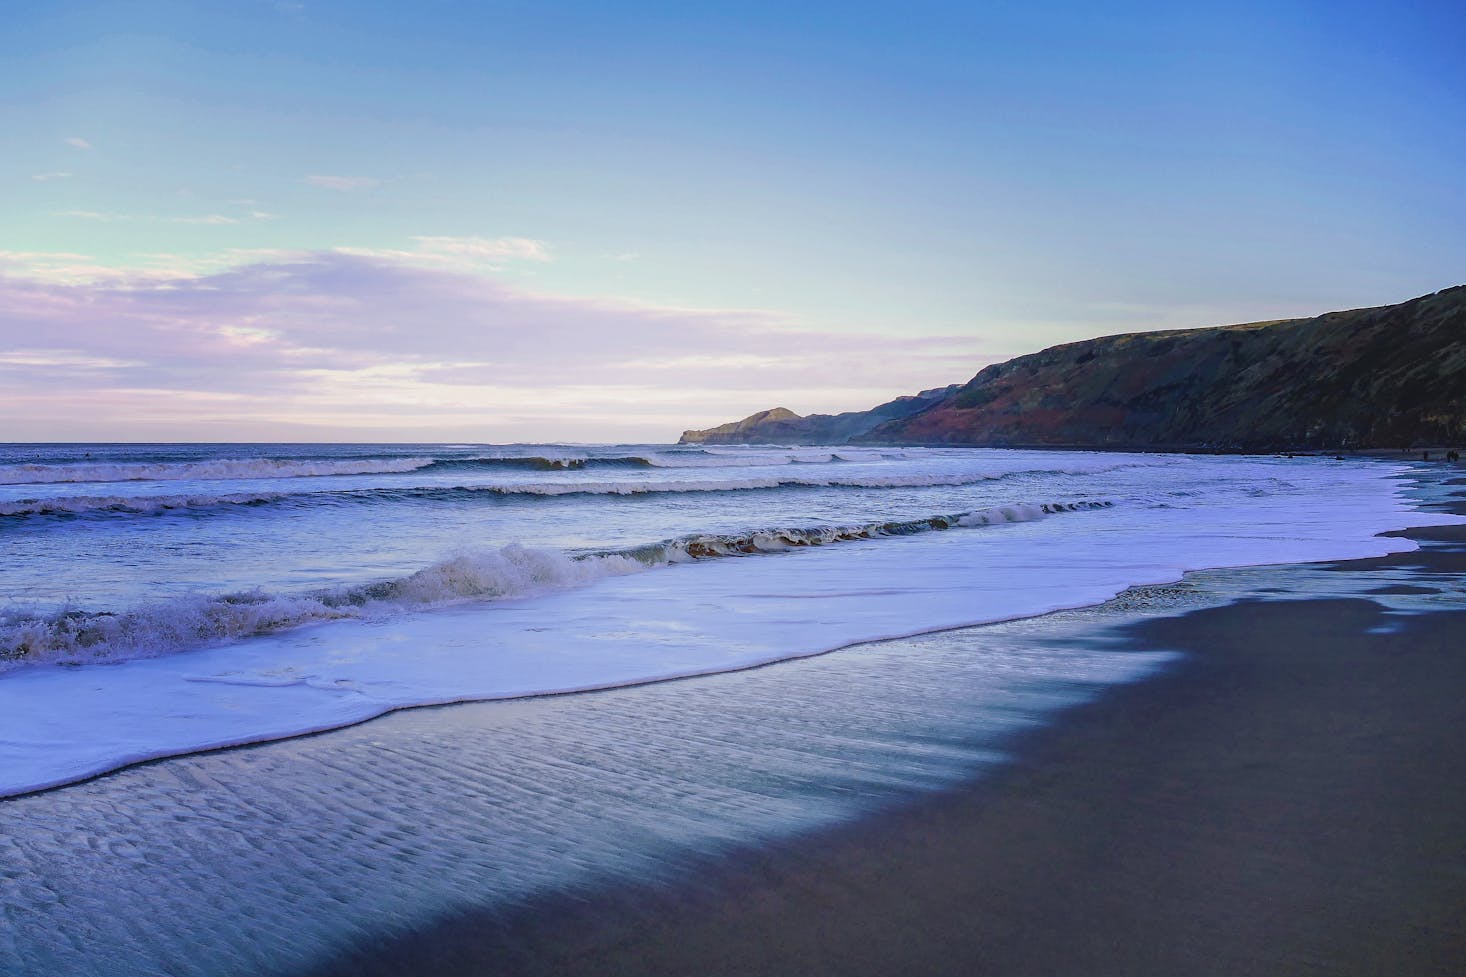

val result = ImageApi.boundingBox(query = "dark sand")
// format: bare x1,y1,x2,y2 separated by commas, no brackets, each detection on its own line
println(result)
306,521,1466,975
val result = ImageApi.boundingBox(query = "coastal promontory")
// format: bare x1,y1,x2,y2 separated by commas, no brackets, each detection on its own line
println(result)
680,286,1466,451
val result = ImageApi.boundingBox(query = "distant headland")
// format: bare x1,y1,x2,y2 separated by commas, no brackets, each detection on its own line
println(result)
680,286,1466,452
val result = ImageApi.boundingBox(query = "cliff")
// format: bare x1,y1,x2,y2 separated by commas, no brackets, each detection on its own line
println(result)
680,286,1466,451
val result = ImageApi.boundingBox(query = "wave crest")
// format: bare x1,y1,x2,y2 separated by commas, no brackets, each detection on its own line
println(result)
0,457,434,485
1,545,644,669
613,501,1112,563
0,469,1139,519
0,499,1111,669
0,448,912,486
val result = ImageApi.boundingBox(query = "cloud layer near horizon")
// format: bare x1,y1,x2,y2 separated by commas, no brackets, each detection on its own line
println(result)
0,250,991,442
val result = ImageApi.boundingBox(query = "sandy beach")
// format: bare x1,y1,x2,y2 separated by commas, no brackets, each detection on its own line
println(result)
2,465,1462,977
300,477,1466,977
8,3,1463,972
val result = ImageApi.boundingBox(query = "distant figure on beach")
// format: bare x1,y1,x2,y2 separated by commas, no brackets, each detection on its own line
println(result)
1423,451,1431,460
1449,450,1461,462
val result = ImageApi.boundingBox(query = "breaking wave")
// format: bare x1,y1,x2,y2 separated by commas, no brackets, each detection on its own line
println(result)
609,500,1113,563
0,457,436,485
0,500,1109,668
0,448,926,487
423,456,643,472
0,545,646,670
0,469,1140,518
389,451,903,472
1,492,289,517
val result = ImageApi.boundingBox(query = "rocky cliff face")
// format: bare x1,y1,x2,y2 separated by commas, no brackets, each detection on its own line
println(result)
679,386,960,445
681,286,1466,451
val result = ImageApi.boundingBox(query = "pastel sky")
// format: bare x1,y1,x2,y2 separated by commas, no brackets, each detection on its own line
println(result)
4,0,1464,442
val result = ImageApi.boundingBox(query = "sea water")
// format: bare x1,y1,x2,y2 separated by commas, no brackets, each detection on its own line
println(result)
2,443,1463,977
0,443,1456,798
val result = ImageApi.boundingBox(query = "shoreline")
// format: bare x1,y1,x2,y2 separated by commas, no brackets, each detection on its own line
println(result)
5,455,1430,802
300,478,1466,977
2,463,1461,976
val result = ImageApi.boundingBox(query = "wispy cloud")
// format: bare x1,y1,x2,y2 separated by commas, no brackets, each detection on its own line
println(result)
301,175,380,191
64,137,93,150
31,171,73,182
413,235,550,262
0,251,137,286
169,211,279,225
0,348,145,370
340,235,552,272
54,209,278,226
0,249,993,440
55,209,118,222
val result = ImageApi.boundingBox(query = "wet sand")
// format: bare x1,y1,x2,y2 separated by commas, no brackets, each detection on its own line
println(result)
306,517,1466,974
4,469,1461,977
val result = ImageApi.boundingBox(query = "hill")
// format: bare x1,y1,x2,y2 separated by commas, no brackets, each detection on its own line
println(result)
679,385,960,445
679,286,1465,451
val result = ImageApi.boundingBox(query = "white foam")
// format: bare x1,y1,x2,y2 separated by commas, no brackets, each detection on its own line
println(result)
0,467,1140,518
0,503,1100,666
0,491,287,517
957,503,1050,525
0,545,645,667
0,460,1459,798
456,467,1137,494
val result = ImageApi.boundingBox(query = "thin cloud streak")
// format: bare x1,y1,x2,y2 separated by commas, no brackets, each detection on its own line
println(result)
339,235,554,272
0,250,993,441
301,175,380,191
170,212,279,225
53,210,278,226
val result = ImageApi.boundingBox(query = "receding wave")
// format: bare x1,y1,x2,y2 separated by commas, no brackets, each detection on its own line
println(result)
0,500,1110,668
0,468,1141,518
0,457,435,485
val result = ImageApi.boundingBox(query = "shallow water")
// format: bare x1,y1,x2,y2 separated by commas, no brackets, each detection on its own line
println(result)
0,597,1179,977
1,464,1461,977
3,447,1456,797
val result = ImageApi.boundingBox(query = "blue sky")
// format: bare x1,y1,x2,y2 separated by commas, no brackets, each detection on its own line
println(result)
2,0,1463,440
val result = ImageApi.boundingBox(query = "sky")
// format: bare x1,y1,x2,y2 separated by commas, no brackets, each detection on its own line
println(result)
3,0,1464,442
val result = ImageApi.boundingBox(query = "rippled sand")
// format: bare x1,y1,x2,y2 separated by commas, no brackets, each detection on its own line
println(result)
6,471,1460,977
0,595,1179,977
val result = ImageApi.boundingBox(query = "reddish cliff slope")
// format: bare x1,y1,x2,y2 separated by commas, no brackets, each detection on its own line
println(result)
863,286,1464,450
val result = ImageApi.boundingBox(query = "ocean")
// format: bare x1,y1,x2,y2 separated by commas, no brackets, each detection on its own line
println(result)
0,441,1448,798
2,442,1462,976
